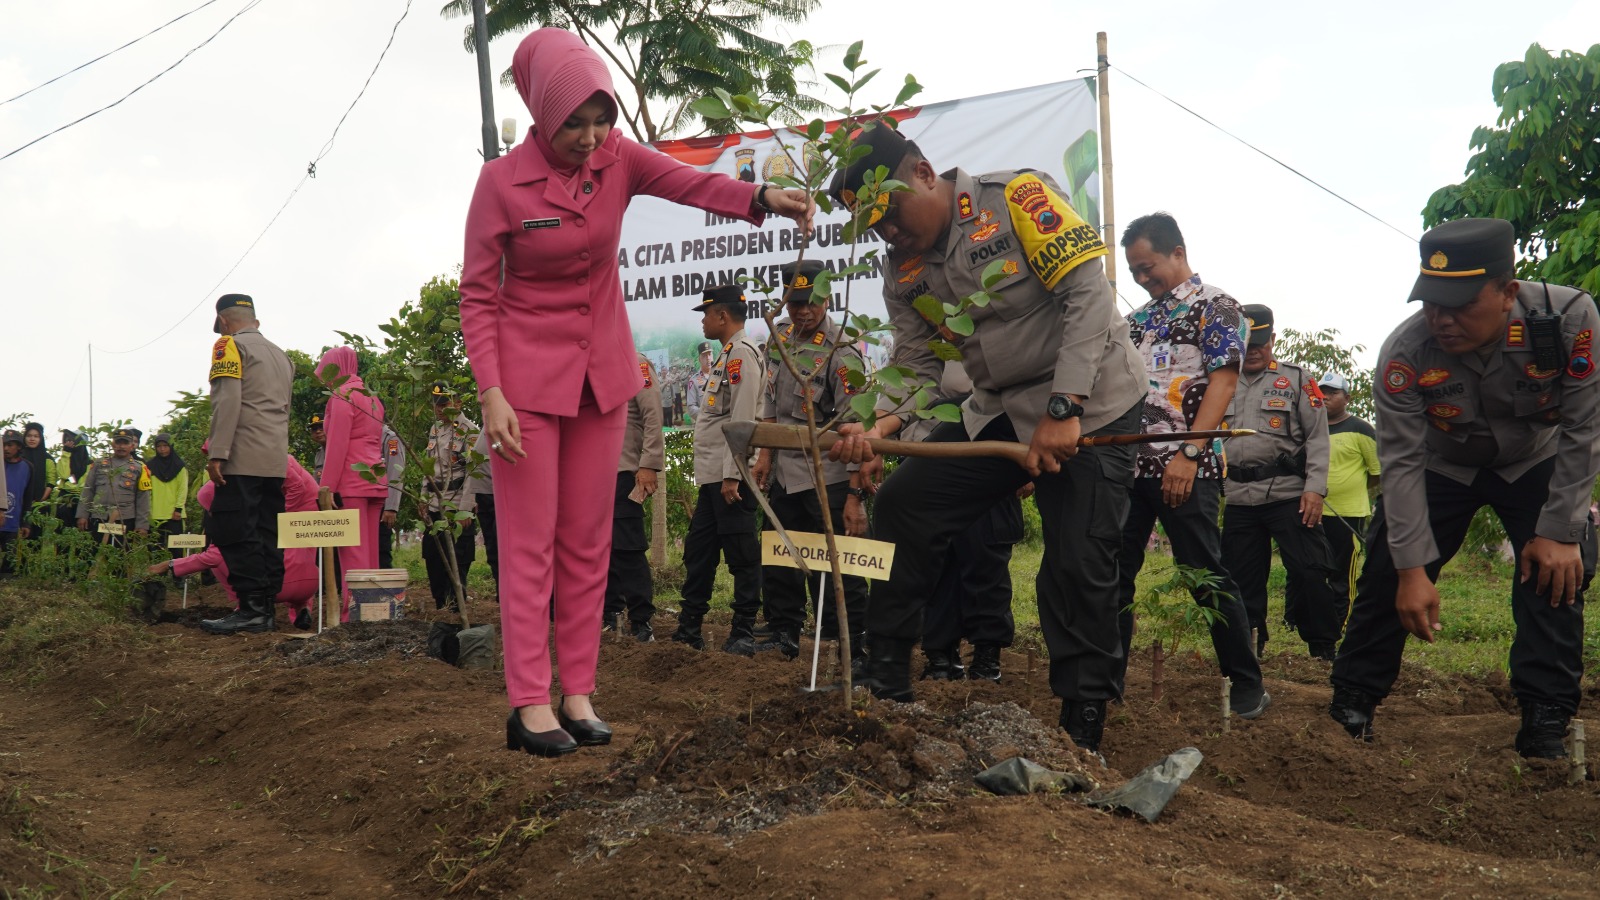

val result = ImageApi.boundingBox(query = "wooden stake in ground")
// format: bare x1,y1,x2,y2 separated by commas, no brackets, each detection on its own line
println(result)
1221,676,1232,734
1569,719,1587,785
1096,31,1118,299
319,488,339,629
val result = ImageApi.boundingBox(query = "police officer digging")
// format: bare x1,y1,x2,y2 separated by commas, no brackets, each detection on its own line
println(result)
750,260,870,664
1222,304,1348,660
1330,218,1600,759
827,123,1146,754
673,285,765,652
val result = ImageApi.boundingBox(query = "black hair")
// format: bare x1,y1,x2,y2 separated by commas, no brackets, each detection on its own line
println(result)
1121,212,1185,255
718,301,748,323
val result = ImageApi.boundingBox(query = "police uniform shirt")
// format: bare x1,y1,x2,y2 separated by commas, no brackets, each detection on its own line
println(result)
465,431,495,497
620,353,666,473
762,316,862,493
382,426,406,512
207,329,293,478
879,168,1143,443
1223,358,1331,505
76,455,152,530
426,414,478,512
692,328,764,485
1127,276,1245,479
1376,282,1600,570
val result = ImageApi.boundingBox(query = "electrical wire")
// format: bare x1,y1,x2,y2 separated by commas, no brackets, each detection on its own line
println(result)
54,347,90,424
0,0,267,162
96,0,416,354
0,0,224,107
1108,64,1417,244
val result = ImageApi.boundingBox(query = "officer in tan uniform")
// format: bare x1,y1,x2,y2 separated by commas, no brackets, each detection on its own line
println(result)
604,353,665,641
672,285,765,651
749,259,869,662
423,383,479,611
200,293,294,635
1222,304,1346,660
827,124,1146,754
1331,218,1600,758
76,427,152,543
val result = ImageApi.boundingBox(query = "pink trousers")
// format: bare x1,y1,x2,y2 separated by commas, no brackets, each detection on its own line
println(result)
495,392,627,708
336,496,384,622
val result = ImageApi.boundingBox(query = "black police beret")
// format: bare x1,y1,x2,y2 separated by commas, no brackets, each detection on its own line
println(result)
1408,218,1515,308
780,259,827,305
692,284,745,312
828,122,914,227
1241,304,1274,346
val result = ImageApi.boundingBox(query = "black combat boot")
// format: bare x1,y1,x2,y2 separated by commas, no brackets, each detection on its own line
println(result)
862,636,915,702
722,616,759,656
1308,641,1338,662
1328,685,1377,741
1060,699,1106,753
200,591,275,635
920,646,962,681
1514,702,1571,759
967,643,1002,682
670,615,704,650
753,628,800,660
632,620,655,643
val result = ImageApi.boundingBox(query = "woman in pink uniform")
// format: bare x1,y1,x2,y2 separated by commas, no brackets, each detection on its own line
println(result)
315,345,388,621
462,28,813,758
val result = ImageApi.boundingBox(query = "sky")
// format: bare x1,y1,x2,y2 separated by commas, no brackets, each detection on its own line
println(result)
2,0,1596,435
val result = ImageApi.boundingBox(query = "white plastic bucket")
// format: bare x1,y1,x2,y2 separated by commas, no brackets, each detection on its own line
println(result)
346,568,409,622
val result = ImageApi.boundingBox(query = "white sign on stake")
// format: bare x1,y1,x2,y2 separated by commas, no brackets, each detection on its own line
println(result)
167,533,206,549
761,530,894,580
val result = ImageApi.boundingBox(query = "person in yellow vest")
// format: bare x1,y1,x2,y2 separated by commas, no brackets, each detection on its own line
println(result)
146,432,190,546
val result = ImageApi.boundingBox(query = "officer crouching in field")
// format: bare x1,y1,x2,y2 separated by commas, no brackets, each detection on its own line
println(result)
1221,304,1347,660
1330,218,1600,758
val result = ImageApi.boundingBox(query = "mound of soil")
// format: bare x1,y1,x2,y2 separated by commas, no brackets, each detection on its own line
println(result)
3,581,1599,898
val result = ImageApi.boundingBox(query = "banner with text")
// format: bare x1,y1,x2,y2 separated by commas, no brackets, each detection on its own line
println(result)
626,79,1101,407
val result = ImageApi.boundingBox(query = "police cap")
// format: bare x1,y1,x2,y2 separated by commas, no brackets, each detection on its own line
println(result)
1241,304,1274,346
430,382,457,405
828,122,914,228
1408,218,1515,308
213,293,256,333
307,414,324,430
781,260,827,305
1,430,20,445
692,284,745,312
112,428,136,444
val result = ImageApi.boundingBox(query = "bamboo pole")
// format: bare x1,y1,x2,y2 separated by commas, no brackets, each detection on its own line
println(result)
1096,32,1118,297
319,488,339,629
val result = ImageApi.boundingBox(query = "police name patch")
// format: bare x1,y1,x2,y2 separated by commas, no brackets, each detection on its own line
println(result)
210,336,242,380
522,218,560,230
1002,173,1105,290
968,235,1014,268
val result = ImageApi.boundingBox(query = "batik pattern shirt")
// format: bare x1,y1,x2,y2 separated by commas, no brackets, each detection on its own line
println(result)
1126,274,1244,478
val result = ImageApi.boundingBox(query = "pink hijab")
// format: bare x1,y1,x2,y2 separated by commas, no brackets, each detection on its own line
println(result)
315,346,366,397
511,28,620,174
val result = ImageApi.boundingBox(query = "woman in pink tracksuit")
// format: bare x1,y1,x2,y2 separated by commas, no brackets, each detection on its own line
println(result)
315,346,388,620
461,28,813,757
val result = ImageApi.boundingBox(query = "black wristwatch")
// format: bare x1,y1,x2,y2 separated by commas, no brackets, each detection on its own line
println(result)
1179,442,1203,461
755,184,775,213
1047,394,1085,421
845,486,866,499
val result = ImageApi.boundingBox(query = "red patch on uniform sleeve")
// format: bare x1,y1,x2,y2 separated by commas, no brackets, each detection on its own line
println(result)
1383,360,1415,393
1567,329,1594,379
1303,379,1325,408
837,365,858,395
640,361,653,388
728,358,742,384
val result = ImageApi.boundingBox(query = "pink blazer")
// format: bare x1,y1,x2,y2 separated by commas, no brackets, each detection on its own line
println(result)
461,135,763,417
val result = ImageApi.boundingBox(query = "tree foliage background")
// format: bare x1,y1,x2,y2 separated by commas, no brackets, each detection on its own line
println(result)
1423,43,1600,295
441,0,827,141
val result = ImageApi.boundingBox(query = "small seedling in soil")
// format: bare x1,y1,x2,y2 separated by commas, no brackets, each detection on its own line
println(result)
1123,564,1229,702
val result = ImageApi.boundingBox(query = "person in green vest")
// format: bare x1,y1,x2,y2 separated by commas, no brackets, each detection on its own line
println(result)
146,432,190,544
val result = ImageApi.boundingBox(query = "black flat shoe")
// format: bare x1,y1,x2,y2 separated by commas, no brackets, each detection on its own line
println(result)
505,712,578,757
558,710,613,746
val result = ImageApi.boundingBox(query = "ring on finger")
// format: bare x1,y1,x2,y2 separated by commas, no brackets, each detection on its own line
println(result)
491,440,504,451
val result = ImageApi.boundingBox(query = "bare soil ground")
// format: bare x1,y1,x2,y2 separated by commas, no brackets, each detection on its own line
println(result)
4,584,1599,898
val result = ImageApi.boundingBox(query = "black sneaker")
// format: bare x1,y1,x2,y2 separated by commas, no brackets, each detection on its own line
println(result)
669,618,704,650
1308,641,1338,662
632,621,655,644
753,632,800,660
920,647,962,681
1329,686,1377,741
293,608,312,631
1061,699,1106,753
1515,702,1570,759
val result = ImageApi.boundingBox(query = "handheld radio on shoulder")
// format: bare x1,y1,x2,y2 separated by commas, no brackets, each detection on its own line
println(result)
1525,282,1566,372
